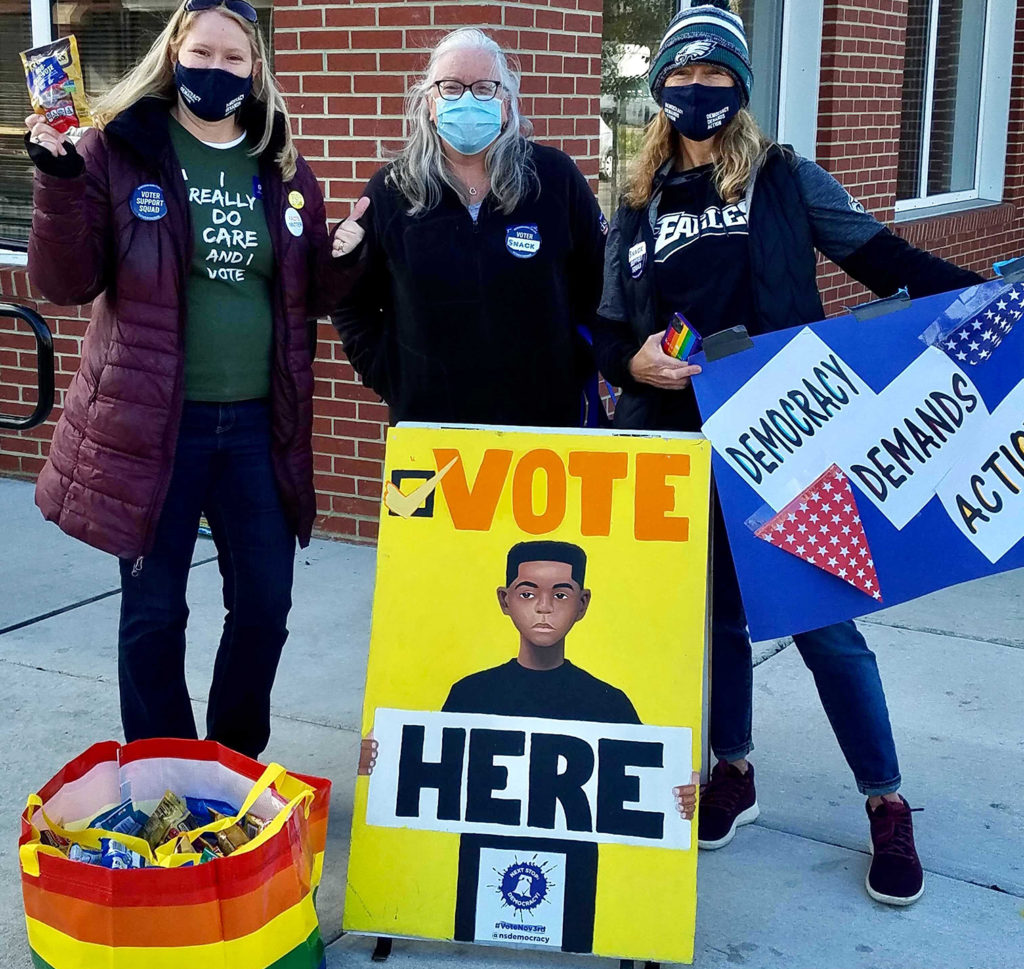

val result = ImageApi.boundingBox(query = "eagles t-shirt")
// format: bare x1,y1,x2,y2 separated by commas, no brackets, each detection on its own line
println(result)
653,164,756,430
653,163,756,332
442,659,640,953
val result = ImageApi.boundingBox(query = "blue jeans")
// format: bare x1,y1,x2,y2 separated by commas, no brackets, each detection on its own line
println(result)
118,400,295,759
709,494,902,796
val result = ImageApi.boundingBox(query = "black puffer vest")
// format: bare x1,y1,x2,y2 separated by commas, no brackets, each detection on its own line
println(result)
612,145,826,430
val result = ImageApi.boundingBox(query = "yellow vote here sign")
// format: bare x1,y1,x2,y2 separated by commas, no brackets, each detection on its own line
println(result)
345,425,711,965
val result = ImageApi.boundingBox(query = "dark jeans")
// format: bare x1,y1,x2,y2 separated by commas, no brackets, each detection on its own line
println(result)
709,495,902,796
118,400,295,759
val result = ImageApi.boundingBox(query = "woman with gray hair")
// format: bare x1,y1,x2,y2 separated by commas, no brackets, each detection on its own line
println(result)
330,27,607,427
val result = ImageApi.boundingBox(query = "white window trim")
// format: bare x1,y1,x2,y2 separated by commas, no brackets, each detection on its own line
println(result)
0,0,52,259
895,0,1015,221
31,0,52,45
776,0,823,160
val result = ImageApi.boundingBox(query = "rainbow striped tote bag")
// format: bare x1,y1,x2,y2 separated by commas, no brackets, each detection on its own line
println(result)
19,739,331,969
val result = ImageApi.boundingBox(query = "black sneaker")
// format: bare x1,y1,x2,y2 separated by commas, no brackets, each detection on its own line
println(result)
697,760,759,849
866,795,924,905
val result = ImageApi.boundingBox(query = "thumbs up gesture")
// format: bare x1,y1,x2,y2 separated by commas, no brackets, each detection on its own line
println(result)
332,196,371,258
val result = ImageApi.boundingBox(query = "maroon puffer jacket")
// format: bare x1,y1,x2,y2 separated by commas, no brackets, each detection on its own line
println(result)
29,98,353,558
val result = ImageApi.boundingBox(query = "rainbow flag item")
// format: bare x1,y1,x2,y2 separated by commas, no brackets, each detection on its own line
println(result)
20,739,331,969
662,313,703,360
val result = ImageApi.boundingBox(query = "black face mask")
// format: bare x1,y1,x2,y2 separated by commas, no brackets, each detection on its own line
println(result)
661,83,741,142
174,63,252,122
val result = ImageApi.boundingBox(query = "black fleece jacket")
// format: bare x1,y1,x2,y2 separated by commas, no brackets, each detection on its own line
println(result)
330,142,606,427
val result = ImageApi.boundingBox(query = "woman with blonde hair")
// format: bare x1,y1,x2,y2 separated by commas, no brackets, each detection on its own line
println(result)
331,26,607,427
24,0,356,757
593,0,983,906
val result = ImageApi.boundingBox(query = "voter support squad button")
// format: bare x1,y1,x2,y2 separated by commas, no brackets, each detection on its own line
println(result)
130,184,167,221
505,223,541,259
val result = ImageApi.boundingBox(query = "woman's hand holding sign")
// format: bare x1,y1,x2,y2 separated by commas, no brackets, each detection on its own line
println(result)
25,114,69,157
358,732,377,776
629,332,702,390
674,772,700,821
332,196,370,258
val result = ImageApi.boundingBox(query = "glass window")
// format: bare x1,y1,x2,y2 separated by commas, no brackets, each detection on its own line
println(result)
0,0,273,248
897,0,987,203
741,0,783,139
0,2,36,250
599,0,784,215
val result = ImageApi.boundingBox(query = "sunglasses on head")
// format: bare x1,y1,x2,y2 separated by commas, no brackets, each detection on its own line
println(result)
184,0,258,24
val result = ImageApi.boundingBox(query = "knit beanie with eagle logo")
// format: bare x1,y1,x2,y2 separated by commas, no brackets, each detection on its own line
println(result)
648,0,753,107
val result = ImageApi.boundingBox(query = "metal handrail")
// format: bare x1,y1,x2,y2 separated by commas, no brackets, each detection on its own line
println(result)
0,303,54,431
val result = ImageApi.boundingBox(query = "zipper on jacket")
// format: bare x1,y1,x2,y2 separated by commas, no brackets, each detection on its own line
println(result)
137,145,191,559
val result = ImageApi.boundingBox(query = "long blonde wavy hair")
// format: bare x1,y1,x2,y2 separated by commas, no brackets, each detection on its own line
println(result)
91,3,298,180
625,106,768,209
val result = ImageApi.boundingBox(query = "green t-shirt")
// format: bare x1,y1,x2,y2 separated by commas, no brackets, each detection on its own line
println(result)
169,118,274,402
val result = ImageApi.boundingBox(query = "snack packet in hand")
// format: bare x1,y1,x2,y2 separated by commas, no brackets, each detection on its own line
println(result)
21,35,92,134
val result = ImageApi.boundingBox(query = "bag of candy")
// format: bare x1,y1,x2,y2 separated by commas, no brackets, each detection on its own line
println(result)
21,35,93,134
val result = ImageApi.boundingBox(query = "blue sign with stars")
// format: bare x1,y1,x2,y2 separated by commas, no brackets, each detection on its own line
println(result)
692,277,1024,640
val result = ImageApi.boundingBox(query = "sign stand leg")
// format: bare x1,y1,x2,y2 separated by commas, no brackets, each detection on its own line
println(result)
618,962,661,968
702,528,713,784
371,937,392,962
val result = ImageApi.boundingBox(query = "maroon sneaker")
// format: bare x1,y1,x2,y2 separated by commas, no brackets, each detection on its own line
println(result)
697,760,759,849
866,796,924,905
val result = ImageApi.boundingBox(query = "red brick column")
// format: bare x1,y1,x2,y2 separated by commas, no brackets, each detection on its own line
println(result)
815,0,907,311
272,0,603,542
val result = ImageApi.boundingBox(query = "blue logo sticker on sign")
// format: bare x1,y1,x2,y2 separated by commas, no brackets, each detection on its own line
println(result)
130,184,167,222
505,223,542,259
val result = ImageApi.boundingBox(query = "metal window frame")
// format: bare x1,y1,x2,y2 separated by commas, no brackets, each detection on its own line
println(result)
31,0,52,45
776,0,824,159
895,0,1014,220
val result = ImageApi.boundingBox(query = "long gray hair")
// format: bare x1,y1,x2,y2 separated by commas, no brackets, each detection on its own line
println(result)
388,28,539,215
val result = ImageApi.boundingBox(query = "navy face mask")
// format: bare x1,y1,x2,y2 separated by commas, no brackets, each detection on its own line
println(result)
661,83,741,142
174,63,252,122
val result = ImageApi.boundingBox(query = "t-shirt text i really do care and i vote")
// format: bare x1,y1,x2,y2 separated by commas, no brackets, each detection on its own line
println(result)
170,117,275,402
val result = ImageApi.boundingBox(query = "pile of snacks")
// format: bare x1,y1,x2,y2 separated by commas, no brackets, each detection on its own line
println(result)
40,791,269,869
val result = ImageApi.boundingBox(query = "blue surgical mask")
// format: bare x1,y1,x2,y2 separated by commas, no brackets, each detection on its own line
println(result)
434,92,502,156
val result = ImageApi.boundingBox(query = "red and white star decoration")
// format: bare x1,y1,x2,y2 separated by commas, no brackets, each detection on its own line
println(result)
753,464,883,601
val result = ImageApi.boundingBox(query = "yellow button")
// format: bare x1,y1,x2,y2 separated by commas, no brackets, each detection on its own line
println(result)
288,190,304,210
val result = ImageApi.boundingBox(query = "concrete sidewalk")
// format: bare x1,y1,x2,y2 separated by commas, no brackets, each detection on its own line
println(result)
1,476,1020,969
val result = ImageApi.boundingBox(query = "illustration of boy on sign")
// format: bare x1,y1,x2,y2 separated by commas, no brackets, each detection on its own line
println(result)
360,541,698,953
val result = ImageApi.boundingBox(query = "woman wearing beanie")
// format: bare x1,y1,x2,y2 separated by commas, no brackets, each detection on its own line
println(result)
593,0,984,906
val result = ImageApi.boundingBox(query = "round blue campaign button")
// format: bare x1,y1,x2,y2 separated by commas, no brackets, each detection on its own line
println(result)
130,184,167,221
505,223,541,259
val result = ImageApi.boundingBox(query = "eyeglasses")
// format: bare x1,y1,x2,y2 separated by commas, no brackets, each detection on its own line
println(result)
184,0,258,24
435,79,501,102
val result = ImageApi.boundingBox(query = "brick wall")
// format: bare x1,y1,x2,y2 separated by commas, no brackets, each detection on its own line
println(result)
0,268,84,479
2,0,1023,545
276,0,603,542
816,0,1024,315
0,0,603,544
